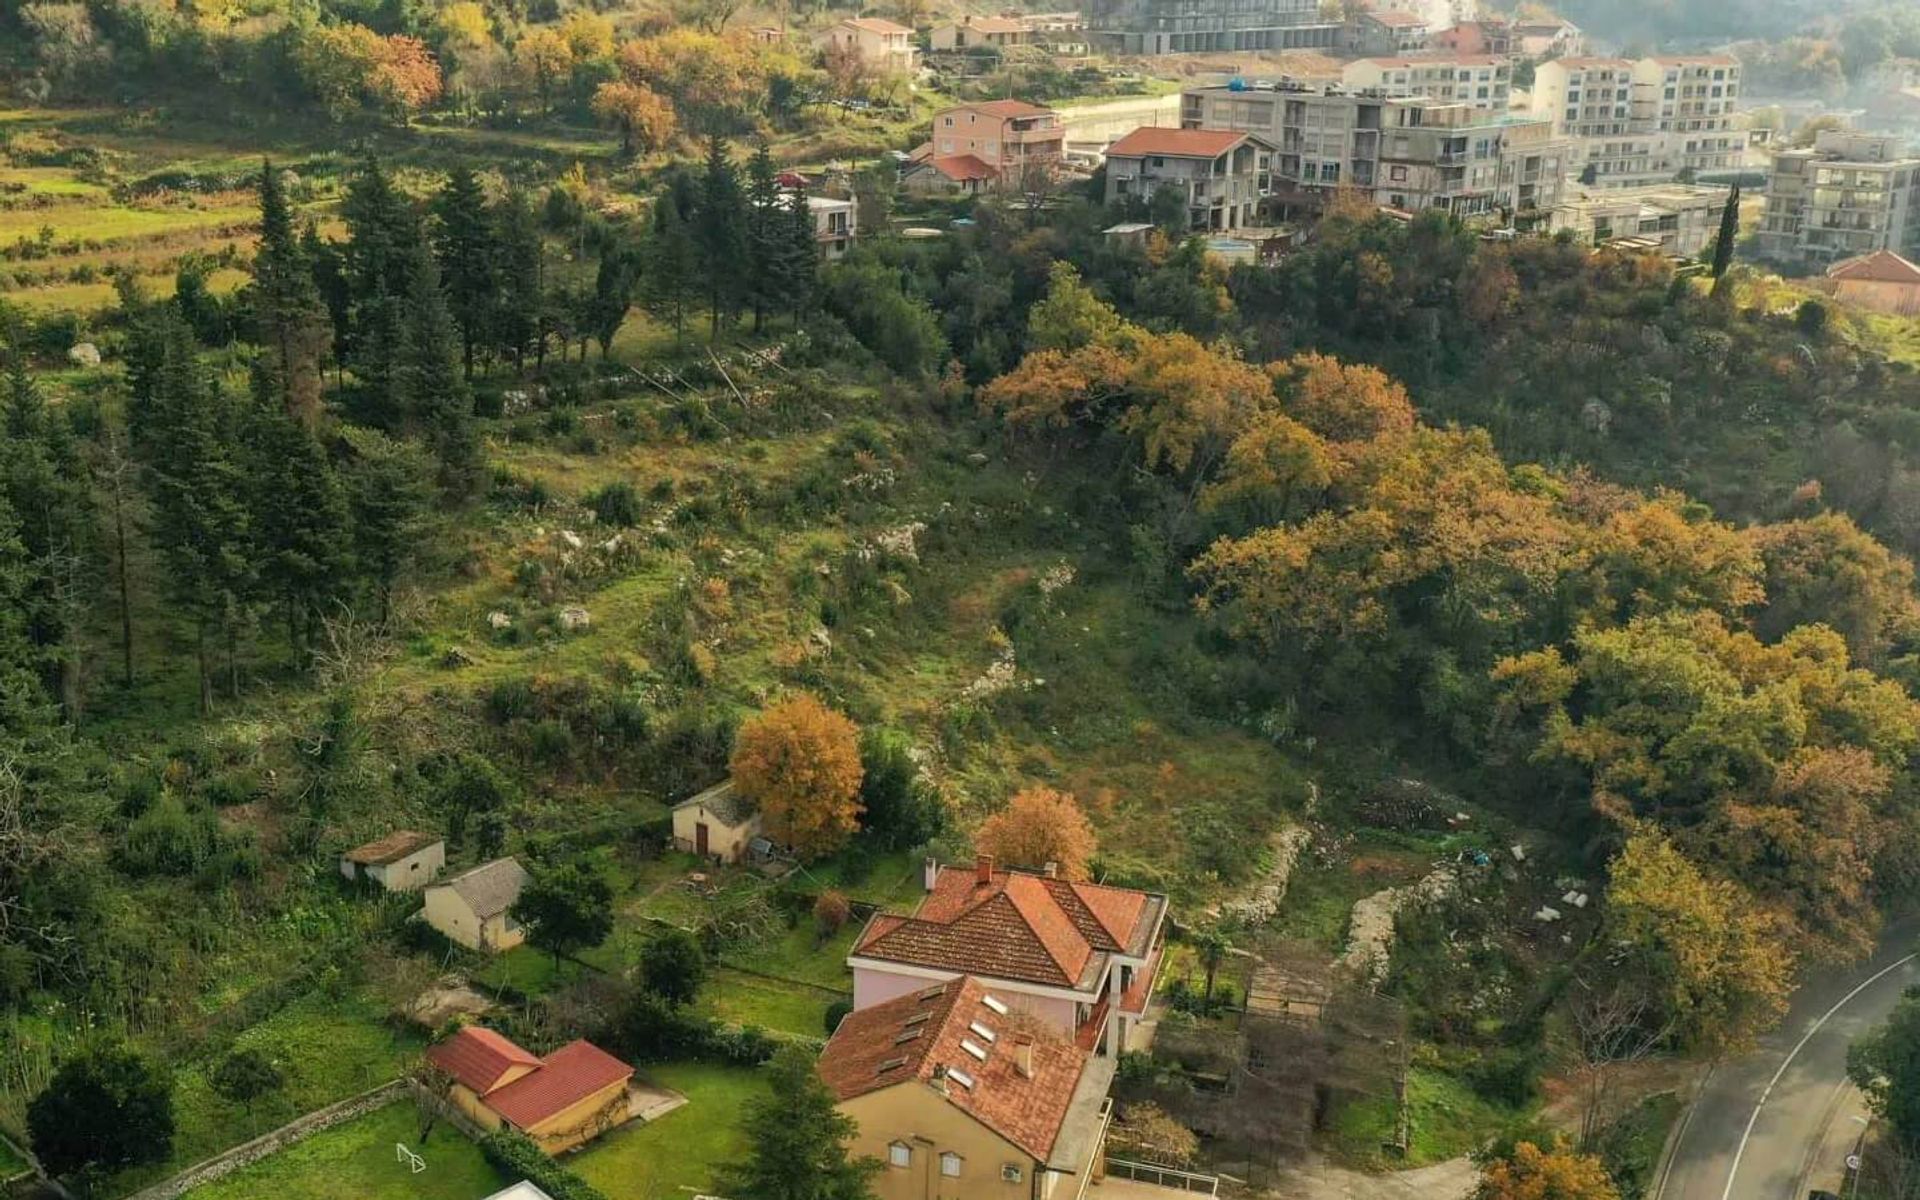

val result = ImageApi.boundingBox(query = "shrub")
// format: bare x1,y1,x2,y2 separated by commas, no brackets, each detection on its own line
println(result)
1465,1045,1545,1108
487,678,537,723
478,1131,608,1200
813,889,852,937
588,481,643,527
825,999,853,1035
526,718,576,764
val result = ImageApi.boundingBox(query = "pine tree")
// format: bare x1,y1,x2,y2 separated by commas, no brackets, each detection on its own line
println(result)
341,428,431,625
492,189,544,372
0,359,92,714
782,187,819,322
642,194,698,338
715,1045,879,1200
251,161,330,425
396,245,482,500
131,309,256,711
243,372,352,658
342,156,421,420
304,223,351,386
695,135,747,341
587,238,641,359
432,166,496,380
744,143,784,333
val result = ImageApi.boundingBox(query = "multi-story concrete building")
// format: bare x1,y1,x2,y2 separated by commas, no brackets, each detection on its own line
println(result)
1550,183,1733,256
1102,126,1275,231
1182,83,1566,220
1348,9,1429,56
922,100,1065,187
1758,129,1920,267
1530,54,1743,186
1340,55,1511,111
1083,0,1340,55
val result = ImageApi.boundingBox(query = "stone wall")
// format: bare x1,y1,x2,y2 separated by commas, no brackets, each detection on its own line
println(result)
126,1080,407,1200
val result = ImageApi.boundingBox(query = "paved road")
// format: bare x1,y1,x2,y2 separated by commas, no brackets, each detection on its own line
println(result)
1659,923,1920,1200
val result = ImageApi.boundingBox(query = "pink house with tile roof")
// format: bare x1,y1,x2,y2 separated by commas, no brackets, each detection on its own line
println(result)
847,855,1167,1056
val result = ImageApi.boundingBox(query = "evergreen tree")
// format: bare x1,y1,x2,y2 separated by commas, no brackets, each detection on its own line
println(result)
716,1045,879,1200
695,136,747,340
341,428,431,625
1711,182,1742,281
0,359,93,714
642,194,698,338
27,1043,175,1182
251,161,330,425
491,189,544,372
782,187,819,322
243,374,352,657
395,245,482,500
744,142,784,333
131,309,255,711
304,223,351,385
431,166,496,380
342,156,420,421
586,239,641,359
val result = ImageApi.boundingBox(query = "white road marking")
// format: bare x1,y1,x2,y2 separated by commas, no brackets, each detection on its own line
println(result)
1720,952,1918,1200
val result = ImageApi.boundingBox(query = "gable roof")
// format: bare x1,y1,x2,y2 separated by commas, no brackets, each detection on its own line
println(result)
819,977,1090,1161
1363,9,1429,27
673,779,757,827
482,1186,557,1200
425,1025,543,1094
913,154,1000,182
343,829,440,865
954,98,1056,119
853,863,1162,990
840,16,912,34
486,1040,634,1129
942,15,1028,34
431,857,528,920
1829,249,1920,284
1106,127,1255,160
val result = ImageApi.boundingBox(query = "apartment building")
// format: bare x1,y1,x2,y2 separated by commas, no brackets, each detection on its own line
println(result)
1550,183,1732,256
1102,127,1274,232
1182,83,1566,219
1758,129,1920,267
1635,55,1743,177
1340,55,1511,112
1082,0,1340,55
1349,9,1429,56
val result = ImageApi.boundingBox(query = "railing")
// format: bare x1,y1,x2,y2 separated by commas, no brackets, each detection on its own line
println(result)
1104,1158,1222,1195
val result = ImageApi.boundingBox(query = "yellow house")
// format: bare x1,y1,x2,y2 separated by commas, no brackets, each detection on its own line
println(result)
818,16,919,73
819,976,1114,1200
423,858,529,952
426,1025,635,1154
672,780,764,863
339,829,445,892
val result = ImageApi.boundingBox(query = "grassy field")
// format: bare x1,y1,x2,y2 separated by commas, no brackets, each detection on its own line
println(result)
570,1062,765,1197
1327,1066,1520,1169
182,1102,505,1200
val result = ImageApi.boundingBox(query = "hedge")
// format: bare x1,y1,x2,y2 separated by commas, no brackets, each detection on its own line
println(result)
479,1130,609,1200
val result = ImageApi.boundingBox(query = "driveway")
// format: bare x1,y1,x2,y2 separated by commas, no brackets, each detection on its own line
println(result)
1091,1156,1476,1200
1657,921,1920,1200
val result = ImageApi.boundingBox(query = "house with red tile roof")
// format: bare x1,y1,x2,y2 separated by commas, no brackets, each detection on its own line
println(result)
820,976,1114,1200
909,100,1064,193
1826,249,1920,315
425,1025,635,1153
849,856,1166,1057
1101,128,1275,233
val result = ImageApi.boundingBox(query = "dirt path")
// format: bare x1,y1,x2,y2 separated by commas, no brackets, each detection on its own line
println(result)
1258,1154,1477,1199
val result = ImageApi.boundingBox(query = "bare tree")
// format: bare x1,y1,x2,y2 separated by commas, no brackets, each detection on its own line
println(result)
1568,973,1675,1150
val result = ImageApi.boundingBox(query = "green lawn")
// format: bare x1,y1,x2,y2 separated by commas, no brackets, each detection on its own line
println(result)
570,1062,765,1198
0,200,256,243
1326,1066,1519,1168
182,1101,505,1200
704,968,835,1037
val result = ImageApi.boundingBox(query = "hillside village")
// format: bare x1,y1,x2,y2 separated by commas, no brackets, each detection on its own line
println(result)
6,0,1920,1198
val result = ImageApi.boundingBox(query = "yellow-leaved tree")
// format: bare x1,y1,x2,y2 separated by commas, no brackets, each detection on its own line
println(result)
1474,1139,1620,1200
974,787,1098,880
730,694,864,861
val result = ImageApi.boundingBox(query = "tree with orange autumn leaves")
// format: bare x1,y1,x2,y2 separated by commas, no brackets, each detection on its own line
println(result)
729,694,864,861
973,787,1098,881
976,262,1920,1053
1474,1139,1620,1200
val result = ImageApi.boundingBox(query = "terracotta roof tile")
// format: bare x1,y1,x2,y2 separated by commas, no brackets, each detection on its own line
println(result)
819,977,1090,1160
919,154,999,182
485,1040,633,1129
425,1025,543,1094
343,829,440,865
1106,128,1252,159
843,16,912,34
1828,249,1920,284
959,99,1055,119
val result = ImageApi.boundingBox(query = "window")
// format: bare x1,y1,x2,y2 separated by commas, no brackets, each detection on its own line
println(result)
962,1039,989,1061
1002,1164,1024,1183
1389,165,1407,181
941,1153,964,1178
969,1022,997,1042
948,1068,976,1089
889,1143,912,1169
982,994,1009,1015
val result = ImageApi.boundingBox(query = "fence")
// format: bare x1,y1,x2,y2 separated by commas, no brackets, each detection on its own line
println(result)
1103,1158,1222,1195
125,1080,407,1200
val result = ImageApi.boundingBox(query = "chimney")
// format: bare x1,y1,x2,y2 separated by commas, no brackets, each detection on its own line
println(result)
976,853,995,886
1014,1038,1034,1079
1043,861,1058,879
924,855,940,892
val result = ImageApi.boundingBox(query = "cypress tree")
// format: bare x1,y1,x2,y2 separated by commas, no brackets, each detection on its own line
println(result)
1711,182,1741,281
252,161,330,425
432,166,496,380
695,136,747,341
243,373,352,658
587,239,641,359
